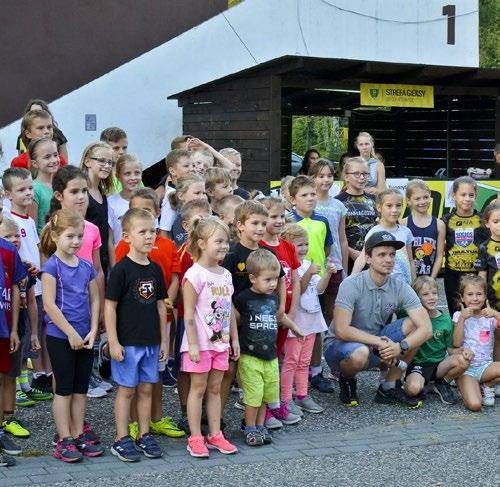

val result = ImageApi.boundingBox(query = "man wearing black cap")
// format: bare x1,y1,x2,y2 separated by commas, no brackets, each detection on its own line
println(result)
324,231,432,408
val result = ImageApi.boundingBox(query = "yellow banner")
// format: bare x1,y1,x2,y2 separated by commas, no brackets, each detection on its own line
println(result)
360,83,434,108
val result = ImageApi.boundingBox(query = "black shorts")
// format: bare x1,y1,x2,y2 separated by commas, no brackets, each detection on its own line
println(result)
47,336,93,396
405,362,440,384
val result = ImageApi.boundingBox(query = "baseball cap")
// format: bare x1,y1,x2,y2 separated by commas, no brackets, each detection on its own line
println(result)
365,231,405,251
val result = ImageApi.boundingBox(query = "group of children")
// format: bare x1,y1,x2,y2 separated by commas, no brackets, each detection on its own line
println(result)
0,114,499,467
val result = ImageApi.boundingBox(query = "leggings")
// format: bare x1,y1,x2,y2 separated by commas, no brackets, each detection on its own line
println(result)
47,336,93,396
444,269,475,316
280,334,316,402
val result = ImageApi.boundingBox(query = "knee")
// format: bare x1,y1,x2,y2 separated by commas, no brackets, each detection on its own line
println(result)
346,346,370,370
405,377,423,397
463,398,481,412
206,383,221,396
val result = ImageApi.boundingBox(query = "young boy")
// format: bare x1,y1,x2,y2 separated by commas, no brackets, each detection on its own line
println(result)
158,149,196,238
2,169,51,402
215,194,244,227
100,127,128,163
114,188,183,439
205,167,233,208
233,250,303,446
219,148,250,200
106,208,168,462
289,175,334,394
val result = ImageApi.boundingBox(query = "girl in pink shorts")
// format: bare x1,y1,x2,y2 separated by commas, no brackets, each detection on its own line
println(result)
181,216,240,458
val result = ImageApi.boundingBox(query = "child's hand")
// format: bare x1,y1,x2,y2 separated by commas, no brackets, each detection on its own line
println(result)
82,330,97,350
308,262,321,275
68,331,84,350
292,326,305,341
459,303,475,320
462,348,474,361
187,137,207,151
9,331,20,353
481,301,498,319
30,334,41,352
164,298,174,310
159,342,168,362
110,342,125,361
230,339,240,361
189,343,200,363
22,260,39,278
325,259,337,275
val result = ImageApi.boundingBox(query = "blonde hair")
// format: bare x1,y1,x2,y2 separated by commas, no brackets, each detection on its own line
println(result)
181,199,212,223
406,179,430,199
355,131,377,159
376,188,403,207
80,142,114,195
205,167,231,191
168,174,204,209
234,200,268,225
246,248,280,276
40,209,84,257
281,223,307,241
165,149,191,175
214,194,244,216
260,196,285,212
186,216,230,261
280,176,295,196
341,157,368,180
412,275,438,297
0,217,20,235
121,208,155,233
115,154,142,178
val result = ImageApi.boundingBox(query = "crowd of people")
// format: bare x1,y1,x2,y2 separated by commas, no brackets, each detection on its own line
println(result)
0,100,499,467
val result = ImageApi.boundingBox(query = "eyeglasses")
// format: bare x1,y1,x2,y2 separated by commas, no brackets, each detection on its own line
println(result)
89,157,113,167
345,172,370,178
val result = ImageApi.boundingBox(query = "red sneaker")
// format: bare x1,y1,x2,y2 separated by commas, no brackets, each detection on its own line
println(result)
187,435,209,458
206,431,238,454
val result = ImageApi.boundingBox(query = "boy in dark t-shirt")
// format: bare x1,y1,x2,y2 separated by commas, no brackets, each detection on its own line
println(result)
233,250,303,447
105,209,167,463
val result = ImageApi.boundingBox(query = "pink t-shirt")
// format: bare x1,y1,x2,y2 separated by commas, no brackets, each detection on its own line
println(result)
181,262,233,353
77,220,102,264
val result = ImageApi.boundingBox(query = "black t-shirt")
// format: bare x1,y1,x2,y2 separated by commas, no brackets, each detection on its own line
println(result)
105,256,167,346
233,288,279,360
86,192,110,272
233,186,250,200
222,242,285,297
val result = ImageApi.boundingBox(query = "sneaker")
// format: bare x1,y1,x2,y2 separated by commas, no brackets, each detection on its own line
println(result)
178,415,191,436
30,375,47,393
162,367,177,388
26,387,53,401
53,437,82,463
75,434,105,457
495,384,500,398
135,433,163,458
39,375,53,394
271,404,301,425
339,376,359,407
206,431,238,454
231,384,242,394
310,374,334,393
233,399,246,410
244,429,264,447
482,386,495,407
327,370,340,381
256,425,272,444
0,451,16,467
2,419,30,438
82,422,101,445
431,379,459,405
128,421,139,440
187,435,209,458
0,434,22,455
285,399,304,417
86,376,107,398
264,409,283,429
111,435,140,462
96,378,113,393
150,416,186,438
15,390,36,407
375,382,422,409
295,395,324,414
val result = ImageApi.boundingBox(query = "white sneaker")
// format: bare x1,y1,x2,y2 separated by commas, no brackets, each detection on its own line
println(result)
97,378,113,392
495,384,500,398
86,386,107,399
264,413,283,430
482,386,495,407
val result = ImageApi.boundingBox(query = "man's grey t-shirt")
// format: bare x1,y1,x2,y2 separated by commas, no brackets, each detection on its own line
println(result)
325,270,421,345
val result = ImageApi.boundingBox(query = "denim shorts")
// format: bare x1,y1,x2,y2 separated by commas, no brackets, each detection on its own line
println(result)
464,362,491,382
325,318,407,372
111,344,160,388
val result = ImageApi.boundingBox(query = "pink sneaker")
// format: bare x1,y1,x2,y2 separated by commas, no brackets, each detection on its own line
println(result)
206,431,238,454
187,435,209,458
271,404,301,425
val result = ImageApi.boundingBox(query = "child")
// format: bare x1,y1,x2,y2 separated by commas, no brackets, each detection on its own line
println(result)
158,149,196,238
181,216,239,458
191,150,214,176
354,131,386,195
39,209,103,462
114,189,183,439
169,174,207,248
219,148,250,200
11,110,68,170
335,157,377,271
234,249,304,446
453,275,500,410
106,209,167,462
404,276,471,404
442,177,489,315
280,224,335,415
401,179,445,278
353,188,416,284
27,137,60,234
280,176,295,216
0,218,26,466
205,167,233,207
80,142,115,276
100,127,129,193
215,194,244,227
108,154,143,245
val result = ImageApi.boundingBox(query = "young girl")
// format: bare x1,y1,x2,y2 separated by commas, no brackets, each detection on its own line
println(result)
40,209,103,461
181,216,239,458
80,142,115,276
442,177,489,315
401,179,445,278
27,137,60,234
280,224,335,415
353,188,416,284
108,154,143,245
280,176,295,219
354,132,386,195
453,275,500,410
169,174,207,248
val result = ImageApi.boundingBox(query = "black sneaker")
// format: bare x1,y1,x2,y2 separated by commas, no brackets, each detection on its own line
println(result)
135,433,163,458
310,374,334,393
375,382,422,408
0,434,22,455
162,367,177,388
37,375,53,394
431,379,459,405
0,451,16,467
339,376,359,407
256,425,273,444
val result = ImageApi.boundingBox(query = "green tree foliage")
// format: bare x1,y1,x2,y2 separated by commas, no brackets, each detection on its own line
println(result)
479,0,499,67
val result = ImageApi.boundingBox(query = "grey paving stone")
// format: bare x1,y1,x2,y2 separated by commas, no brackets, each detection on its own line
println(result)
337,444,371,453
29,472,73,484
0,477,31,487
265,450,305,461
44,464,90,474
189,458,231,468
301,447,342,457
227,454,268,464
2,467,48,477
70,470,114,481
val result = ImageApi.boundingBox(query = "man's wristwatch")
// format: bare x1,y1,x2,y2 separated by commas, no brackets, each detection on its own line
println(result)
399,339,410,354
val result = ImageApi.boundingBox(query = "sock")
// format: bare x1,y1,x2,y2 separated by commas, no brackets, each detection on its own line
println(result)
311,366,322,377
18,370,31,392
244,425,257,433
296,395,306,401
381,380,396,391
